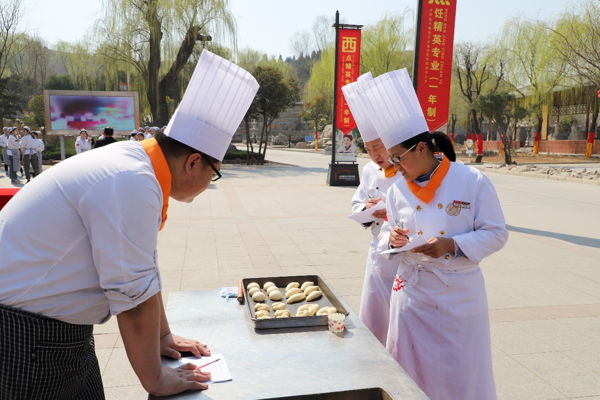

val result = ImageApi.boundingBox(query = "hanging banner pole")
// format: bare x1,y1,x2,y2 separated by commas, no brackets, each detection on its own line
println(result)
413,0,458,132
327,11,363,186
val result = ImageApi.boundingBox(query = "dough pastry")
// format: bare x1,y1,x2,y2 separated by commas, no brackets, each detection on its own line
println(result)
248,287,260,297
255,310,270,318
274,310,291,318
254,303,269,312
266,285,279,295
306,291,322,302
285,282,300,291
285,288,302,298
263,281,276,290
247,282,260,290
303,285,320,296
252,292,266,302
296,303,319,316
272,302,286,311
287,292,305,304
300,281,314,290
269,290,283,301
257,314,271,319
316,307,337,316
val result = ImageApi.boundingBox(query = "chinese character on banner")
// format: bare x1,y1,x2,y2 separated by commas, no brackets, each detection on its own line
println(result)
414,0,457,132
335,28,362,135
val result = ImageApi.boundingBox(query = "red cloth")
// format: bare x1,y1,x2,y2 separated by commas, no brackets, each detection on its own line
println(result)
476,134,484,155
0,188,19,211
587,132,595,143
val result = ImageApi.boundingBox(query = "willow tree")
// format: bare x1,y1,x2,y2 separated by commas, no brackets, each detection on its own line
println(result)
96,0,236,125
500,18,567,139
551,0,600,136
360,12,413,77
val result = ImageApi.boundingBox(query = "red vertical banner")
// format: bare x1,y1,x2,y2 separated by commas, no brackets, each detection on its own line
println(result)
414,0,458,132
335,28,362,134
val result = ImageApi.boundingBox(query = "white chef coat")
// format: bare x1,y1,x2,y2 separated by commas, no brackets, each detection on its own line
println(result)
75,136,92,154
351,161,402,345
0,141,163,325
0,133,7,148
6,133,19,156
378,161,508,400
19,133,37,155
34,138,45,153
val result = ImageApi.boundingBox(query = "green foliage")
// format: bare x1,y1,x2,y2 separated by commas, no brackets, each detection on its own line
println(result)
304,47,334,105
0,76,28,123
25,95,45,129
302,95,331,133
44,75,75,90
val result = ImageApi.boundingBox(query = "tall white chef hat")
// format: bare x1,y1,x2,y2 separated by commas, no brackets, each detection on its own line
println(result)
357,68,428,149
165,50,259,161
341,72,380,143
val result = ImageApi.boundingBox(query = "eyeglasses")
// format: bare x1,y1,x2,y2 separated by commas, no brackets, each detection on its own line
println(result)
204,156,222,182
388,143,417,165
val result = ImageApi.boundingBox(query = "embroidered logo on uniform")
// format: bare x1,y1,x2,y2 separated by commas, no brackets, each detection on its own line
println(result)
446,200,470,216
392,276,405,292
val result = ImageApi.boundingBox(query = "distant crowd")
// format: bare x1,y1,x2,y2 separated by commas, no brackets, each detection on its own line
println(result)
0,125,167,186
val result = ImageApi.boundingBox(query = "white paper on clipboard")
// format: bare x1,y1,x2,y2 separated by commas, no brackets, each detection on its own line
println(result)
347,201,386,224
380,235,428,255
179,354,232,383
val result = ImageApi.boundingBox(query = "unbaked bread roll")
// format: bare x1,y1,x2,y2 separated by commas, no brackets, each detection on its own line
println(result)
296,303,319,316
287,292,305,304
263,281,276,290
271,302,286,311
285,282,300,291
301,281,314,290
252,291,266,302
306,291,322,302
248,287,260,297
254,303,269,312
274,310,291,318
316,307,337,316
269,290,283,301
247,282,260,290
266,285,279,295
285,288,302,298
257,314,271,319
303,285,320,296
255,310,270,318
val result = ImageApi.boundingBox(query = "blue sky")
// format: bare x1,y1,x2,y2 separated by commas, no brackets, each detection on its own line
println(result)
22,0,575,57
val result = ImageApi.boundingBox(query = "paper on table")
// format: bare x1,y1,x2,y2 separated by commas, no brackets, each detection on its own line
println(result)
380,235,429,255
178,354,232,383
347,201,386,224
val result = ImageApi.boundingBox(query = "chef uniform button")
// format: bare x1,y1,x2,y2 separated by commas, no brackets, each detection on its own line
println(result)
417,230,423,235
416,205,422,211
444,254,450,260
439,230,445,235
31,352,36,361
376,186,379,190
376,222,379,225
437,203,443,209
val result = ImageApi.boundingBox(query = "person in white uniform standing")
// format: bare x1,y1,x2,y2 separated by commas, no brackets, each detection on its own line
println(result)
342,73,403,345
0,127,8,175
6,127,21,184
357,68,508,400
0,50,259,399
19,126,39,182
75,129,92,154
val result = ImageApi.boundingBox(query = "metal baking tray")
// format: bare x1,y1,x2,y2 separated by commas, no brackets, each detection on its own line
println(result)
242,275,349,330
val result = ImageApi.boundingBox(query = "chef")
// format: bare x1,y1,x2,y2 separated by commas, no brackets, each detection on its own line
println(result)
0,50,259,399
19,126,39,183
342,73,402,345
359,68,508,400
6,127,20,184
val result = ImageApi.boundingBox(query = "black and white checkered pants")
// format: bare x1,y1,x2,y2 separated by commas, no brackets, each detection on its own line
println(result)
0,304,105,399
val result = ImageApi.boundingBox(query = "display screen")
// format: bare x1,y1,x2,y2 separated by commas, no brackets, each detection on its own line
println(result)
48,94,136,132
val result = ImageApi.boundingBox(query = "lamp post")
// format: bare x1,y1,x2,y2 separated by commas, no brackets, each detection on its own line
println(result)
197,33,212,49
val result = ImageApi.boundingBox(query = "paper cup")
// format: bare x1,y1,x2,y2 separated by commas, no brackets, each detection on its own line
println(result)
327,313,345,333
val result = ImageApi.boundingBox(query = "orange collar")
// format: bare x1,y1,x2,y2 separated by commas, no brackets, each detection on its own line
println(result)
407,156,450,204
141,138,172,231
384,165,397,178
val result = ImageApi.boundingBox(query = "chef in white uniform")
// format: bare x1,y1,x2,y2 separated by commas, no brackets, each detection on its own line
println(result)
0,50,259,399
358,68,508,400
0,127,8,175
6,127,21,184
342,73,402,345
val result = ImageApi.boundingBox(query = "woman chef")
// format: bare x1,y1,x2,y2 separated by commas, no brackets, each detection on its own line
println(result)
342,73,402,345
359,69,508,400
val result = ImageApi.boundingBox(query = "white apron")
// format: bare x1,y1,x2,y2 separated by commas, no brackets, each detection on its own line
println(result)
379,161,508,400
351,161,401,344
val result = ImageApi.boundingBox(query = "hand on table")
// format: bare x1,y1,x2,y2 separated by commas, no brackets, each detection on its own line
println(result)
389,227,409,248
160,333,211,359
411,237,455,258
149,365,211,396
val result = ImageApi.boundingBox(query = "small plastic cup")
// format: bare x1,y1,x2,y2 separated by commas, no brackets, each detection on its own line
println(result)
327,312,346,333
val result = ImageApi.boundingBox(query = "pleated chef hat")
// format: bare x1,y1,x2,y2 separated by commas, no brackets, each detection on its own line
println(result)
165,50,259,161
341,72,380,143
357,68,428,149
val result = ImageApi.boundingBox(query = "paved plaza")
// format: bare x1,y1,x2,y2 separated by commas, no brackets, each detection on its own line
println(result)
1,148,600,399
